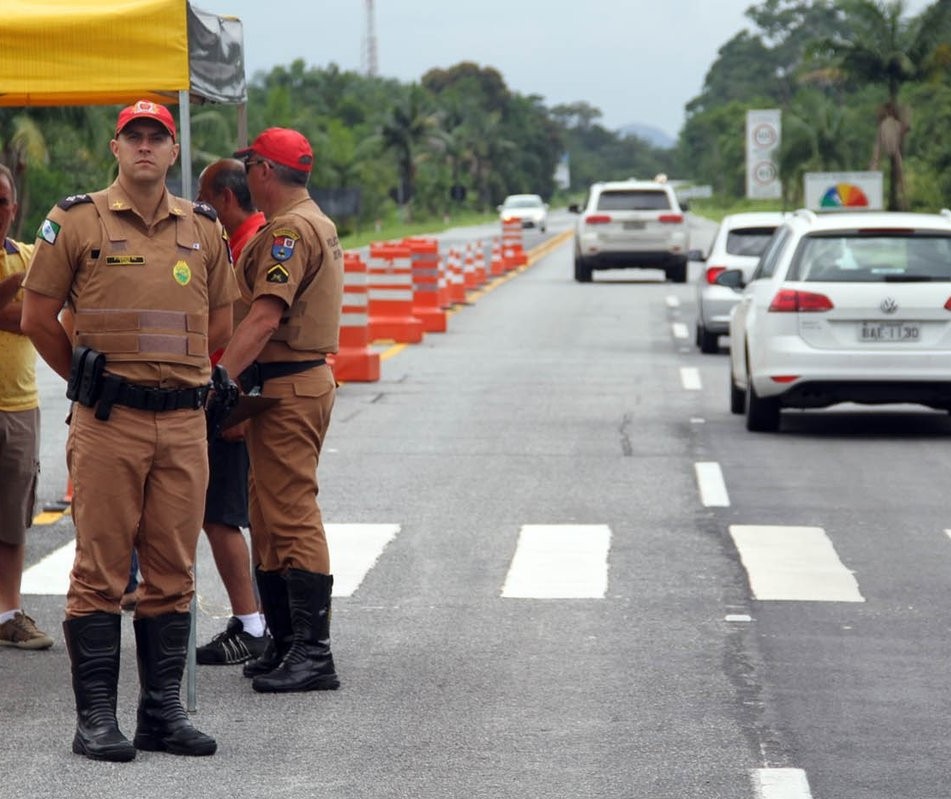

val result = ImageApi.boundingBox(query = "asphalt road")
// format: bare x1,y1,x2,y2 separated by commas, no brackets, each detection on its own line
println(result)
7,212,951,798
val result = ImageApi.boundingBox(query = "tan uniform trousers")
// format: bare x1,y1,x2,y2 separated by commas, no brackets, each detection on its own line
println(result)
65,403,208,618
247,364,335,574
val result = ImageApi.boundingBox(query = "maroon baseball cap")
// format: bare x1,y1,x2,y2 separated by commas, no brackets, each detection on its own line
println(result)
234,128,314,172
116,100,177,140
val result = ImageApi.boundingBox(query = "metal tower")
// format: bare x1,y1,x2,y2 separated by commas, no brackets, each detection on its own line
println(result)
363,0,378,77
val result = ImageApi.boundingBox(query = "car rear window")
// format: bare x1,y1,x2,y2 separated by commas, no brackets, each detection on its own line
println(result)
726,227,777,257
790,233,951,282
504,197,542,208
596,190,671,211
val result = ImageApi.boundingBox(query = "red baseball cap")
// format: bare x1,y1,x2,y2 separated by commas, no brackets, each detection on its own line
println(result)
116,100,177,140
234,128,313,172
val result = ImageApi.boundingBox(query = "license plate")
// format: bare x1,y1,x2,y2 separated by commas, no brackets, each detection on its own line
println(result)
622,221,646,230
859,321,921,341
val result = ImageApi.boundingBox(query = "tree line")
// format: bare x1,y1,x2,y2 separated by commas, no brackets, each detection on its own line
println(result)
1,0,949,241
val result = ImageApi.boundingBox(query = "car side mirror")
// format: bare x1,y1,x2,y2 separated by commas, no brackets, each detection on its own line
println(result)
715,269,746,290
688,249,704,262
568,204,581,213
680,200,690,212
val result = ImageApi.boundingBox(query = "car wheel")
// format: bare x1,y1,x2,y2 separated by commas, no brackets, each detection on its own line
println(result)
730,373,745,415
540,224,547,233
574,255,593,283
699,325,719,354
745,376,780,432
667,258,687,284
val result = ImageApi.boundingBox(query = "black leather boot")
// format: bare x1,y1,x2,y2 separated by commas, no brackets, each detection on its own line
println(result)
252,569,340,694
132,613,216,756
243,568,292,678
63,613,136,762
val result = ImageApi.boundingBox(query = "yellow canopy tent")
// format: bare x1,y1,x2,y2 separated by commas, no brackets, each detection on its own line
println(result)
0,0,249,197
0,0,248,709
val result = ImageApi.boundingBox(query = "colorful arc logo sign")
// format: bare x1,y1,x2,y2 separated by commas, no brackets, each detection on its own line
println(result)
820,183,869,208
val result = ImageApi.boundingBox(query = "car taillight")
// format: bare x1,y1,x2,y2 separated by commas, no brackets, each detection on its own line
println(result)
768,289,834,312
705,266,727,284
658,214,683,223
770,375,800,383
944,297,951,310
585,214,611,224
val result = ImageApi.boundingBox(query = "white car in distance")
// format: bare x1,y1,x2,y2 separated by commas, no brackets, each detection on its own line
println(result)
722,208,951,432
498,194,548,232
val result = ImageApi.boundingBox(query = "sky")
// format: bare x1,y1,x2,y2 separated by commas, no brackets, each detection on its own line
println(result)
203,0,934,142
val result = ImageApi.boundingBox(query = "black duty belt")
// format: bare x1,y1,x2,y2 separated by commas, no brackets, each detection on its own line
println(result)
98,376,208,419
239,359,326,392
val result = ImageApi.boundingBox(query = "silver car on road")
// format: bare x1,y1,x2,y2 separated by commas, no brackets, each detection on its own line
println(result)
694,211,787,353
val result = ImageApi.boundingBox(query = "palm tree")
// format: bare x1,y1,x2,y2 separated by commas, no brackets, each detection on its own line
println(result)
378,84,441,220
780,90,855,205
813,0,951,209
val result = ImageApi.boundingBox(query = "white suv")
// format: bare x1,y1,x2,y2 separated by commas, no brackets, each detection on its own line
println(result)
723,208,951,431
570,179,690,283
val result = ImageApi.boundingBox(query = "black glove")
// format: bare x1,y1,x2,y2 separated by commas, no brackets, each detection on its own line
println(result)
205,364,239,442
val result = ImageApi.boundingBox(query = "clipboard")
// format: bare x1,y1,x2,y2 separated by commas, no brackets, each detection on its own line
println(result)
220,395,280,430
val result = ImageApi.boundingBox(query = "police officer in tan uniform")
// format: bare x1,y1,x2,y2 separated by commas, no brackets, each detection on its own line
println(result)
21,101,238,761
217,128,344,694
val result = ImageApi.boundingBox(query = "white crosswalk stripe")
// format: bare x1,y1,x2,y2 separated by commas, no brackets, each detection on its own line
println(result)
752,768,813,799
501,524,611,599
22,523,401,599
730,524,864,602
328,523,400,597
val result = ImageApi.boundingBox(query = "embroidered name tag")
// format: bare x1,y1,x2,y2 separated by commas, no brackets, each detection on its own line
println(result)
105,256,146,266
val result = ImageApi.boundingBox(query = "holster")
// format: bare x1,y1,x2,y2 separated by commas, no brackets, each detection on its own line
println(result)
205,365,240,441
66,346,106,408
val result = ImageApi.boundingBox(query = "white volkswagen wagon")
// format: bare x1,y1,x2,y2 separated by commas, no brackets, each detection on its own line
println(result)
722,208,951,431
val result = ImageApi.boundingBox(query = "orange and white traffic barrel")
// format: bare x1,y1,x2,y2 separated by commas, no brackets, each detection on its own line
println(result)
490,237,505,277
331,251,381,382
367,242,424,343
403,236,447,333
501,217,526,270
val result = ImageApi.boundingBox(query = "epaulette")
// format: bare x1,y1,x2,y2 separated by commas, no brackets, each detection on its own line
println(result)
193,201,218,222
57,194,93,211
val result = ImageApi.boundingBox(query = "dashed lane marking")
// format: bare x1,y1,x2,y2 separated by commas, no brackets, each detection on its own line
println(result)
730,525,864,602
501,524,610,599
671,322,689,339
695,461,730,507
680,366,701,390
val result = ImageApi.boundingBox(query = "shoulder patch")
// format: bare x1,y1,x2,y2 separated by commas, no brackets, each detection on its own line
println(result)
193,201,218,221
57,194,93,211
266,264,290,284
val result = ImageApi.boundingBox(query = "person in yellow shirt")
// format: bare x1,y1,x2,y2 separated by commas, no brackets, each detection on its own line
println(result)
0,162,53,650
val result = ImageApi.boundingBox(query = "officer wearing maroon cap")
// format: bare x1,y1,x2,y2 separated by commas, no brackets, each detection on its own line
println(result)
22,99,238,761
217,128,344,694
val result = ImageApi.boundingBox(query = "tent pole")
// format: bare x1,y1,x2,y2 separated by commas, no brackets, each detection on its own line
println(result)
180,90,199,715
179,90,194,201
237,102,248,149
